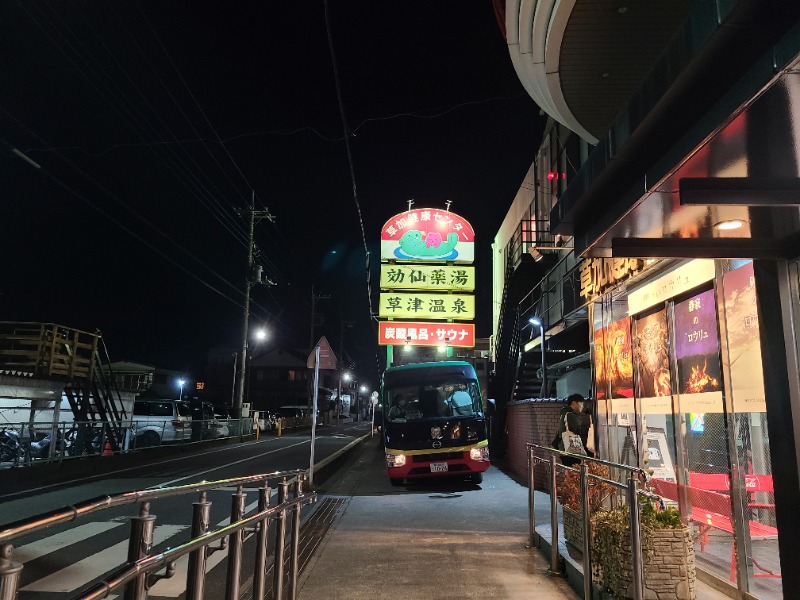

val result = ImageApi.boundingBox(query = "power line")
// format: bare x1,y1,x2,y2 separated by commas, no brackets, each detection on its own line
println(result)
17,0,250,248
3,140,244,308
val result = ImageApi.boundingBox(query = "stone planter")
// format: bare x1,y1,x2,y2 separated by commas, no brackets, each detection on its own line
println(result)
593,526,696,600
563,505,584,549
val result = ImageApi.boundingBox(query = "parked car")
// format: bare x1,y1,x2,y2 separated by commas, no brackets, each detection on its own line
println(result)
132,399,192,447
189,400,227,440
213,414,231,438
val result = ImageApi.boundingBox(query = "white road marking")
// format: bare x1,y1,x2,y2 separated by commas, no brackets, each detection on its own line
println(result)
151,440,309,488
21,525,186,593
13,522,124,563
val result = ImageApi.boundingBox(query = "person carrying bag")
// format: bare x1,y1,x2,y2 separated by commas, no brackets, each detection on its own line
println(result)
553,393,588,466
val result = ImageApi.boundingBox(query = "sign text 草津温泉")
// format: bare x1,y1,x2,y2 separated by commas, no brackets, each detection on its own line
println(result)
378,292,475,321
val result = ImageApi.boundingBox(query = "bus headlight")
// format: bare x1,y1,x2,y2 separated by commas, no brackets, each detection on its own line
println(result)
469,447,490,462
386,453,407,468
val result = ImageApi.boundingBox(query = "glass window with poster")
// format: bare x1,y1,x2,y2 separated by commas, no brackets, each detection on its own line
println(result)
673,288,728,478
634,306,677,484
591,294,637,469
607,316,636,467
719,261,779,596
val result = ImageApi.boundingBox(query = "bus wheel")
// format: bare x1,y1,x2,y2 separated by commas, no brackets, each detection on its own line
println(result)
390,478,404,487
470,473,483,484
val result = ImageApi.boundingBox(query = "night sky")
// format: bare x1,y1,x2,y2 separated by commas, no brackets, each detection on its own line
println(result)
0,1,544,386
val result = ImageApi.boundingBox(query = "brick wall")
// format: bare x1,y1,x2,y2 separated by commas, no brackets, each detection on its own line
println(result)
506,401,563,490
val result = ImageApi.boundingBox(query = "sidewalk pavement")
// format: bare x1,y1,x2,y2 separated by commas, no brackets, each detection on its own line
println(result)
297,435,579,600
299,434,734,600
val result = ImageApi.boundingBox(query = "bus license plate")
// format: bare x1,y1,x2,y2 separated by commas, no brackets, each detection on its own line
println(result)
430,462,448,473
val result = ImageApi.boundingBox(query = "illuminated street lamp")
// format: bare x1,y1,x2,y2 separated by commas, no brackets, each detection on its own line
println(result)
248,327,270,407
529,317,547,398
178,378,186,401
359,384,367,419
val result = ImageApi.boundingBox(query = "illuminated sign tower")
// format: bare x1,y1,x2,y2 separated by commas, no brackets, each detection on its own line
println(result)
378,206,476,364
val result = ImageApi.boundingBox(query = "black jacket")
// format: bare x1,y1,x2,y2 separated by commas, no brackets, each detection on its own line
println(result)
555,405,588,451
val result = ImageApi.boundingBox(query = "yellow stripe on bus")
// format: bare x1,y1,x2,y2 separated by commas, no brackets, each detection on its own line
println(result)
385,439,488,456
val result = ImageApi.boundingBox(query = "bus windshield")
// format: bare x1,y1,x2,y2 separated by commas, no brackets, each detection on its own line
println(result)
384,379,483,423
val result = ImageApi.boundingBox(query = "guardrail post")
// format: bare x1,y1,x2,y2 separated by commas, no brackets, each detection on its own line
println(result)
580,462,591,600
628,477,644,600
224,486,246,600
548,454,561,575
527,447,536,549
0,544,23,600
287,475,304,600
272,478,289,600
185,491,211,600
124,502,155,600
252,483,271,600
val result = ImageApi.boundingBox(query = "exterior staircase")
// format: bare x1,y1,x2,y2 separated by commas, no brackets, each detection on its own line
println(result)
0,322,128,450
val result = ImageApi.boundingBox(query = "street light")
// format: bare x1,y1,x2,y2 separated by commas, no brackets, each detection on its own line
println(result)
529,317,547,398
178,378,186,401
337,371,352,425
247,328,269,408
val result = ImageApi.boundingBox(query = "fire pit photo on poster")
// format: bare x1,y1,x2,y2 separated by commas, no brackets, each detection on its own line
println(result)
673,289,722,394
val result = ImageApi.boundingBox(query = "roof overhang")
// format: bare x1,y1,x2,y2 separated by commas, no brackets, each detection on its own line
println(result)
580,46,800,260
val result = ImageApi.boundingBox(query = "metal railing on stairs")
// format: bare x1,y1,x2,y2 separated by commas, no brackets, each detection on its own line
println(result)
0,469,316,600
0,322,128,450
524,444,693,600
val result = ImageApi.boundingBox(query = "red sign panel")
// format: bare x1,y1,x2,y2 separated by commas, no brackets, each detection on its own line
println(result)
378,321,475,347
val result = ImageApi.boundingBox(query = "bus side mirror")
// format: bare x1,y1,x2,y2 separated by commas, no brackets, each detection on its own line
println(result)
486,398,497,416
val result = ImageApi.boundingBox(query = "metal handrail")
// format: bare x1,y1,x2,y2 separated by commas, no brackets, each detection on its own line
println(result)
526,444,649,600
0,469,304,545
80,492,315,600
0,469,314,600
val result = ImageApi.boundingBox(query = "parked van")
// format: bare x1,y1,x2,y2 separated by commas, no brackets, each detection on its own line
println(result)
132,399,191,447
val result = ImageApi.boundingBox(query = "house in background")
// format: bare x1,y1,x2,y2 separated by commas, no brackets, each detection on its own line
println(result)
201,346,339,418
105,361,187,399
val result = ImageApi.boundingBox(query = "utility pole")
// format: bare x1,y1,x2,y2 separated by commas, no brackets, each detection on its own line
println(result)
337,318,354,425
309,285,331,352
309,285,330,417
235,192,275,419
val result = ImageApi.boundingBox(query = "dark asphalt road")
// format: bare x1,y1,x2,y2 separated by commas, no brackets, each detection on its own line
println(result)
0,421,372,599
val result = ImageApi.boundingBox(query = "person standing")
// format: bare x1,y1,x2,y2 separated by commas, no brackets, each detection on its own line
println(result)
555,393,589,466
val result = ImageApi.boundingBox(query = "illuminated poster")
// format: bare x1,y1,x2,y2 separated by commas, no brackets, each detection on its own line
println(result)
635,309,671,399
379,208,475,263
593,328,608,400
674,289,723,413
608,317,634,399
722,262,766,413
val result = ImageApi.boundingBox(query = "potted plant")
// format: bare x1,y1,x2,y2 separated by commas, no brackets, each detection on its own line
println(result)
590,501,696,600
557,462,614,549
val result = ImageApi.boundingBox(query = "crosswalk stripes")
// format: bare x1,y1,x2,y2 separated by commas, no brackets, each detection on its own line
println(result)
21,525,187,593
147,497,263,597
12,522,124,564
17,489,276,597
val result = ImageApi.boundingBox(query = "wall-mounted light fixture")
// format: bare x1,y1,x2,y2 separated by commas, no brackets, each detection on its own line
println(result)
528,317,547,398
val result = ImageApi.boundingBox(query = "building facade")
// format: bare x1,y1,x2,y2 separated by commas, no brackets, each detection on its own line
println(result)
493,1,800,597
